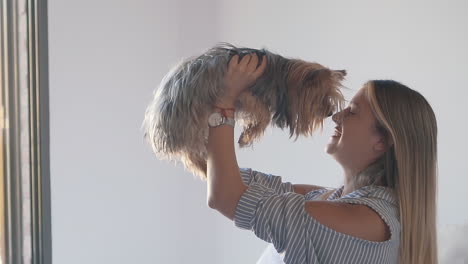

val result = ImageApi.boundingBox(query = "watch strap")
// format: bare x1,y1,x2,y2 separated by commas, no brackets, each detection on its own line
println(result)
222,116,235,127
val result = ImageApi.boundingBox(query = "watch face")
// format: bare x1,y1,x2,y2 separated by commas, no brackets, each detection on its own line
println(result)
208,112,223,126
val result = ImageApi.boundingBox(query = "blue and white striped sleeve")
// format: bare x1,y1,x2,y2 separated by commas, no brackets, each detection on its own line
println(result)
239,168,294,194
234,182,308,263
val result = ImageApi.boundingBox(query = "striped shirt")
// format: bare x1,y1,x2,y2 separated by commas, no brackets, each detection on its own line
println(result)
234,168,400,264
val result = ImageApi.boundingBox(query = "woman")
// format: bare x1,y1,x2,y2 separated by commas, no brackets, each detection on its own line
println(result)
206,53,438,264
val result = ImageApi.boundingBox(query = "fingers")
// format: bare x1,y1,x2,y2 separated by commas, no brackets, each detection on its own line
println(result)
238,54,252,69
246,54,259,72
228,53,266,77
227,55,240,73
252,55,267,78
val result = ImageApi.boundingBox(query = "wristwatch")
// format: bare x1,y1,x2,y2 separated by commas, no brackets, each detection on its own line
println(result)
207,111,235,127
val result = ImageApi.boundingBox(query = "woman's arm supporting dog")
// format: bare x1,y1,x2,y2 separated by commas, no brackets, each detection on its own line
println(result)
206,111,248,220
207,53,267,219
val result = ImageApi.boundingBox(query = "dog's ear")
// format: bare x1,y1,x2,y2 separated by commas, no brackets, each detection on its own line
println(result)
302,68,327,84
332,70,347,81
303,69,347,84
337,69,347,75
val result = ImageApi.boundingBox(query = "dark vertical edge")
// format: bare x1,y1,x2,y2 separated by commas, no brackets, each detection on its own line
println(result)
2,0,24,263
31,0,52,263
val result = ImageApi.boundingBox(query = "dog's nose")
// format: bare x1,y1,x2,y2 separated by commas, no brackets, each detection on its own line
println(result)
327,111,333,117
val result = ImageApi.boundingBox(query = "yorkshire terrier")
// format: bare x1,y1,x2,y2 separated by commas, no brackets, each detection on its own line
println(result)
142,42,348,180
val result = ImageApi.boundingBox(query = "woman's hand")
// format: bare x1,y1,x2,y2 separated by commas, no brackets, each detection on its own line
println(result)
216,53,267,108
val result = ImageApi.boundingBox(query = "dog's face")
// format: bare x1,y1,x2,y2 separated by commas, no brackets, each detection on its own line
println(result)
295,65,346,121
322,97,335,118
323,96,341,119
320,70,347,120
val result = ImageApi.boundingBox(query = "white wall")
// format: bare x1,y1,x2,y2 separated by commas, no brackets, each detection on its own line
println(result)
49,0,468,263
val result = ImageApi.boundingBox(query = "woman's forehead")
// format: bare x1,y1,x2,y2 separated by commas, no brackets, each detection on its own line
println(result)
350,87,368,105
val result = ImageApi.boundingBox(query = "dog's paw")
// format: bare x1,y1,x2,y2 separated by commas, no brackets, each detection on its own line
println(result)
238,131,254,148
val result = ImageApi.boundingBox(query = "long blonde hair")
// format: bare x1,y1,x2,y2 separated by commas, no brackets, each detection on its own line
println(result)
361,80,438,264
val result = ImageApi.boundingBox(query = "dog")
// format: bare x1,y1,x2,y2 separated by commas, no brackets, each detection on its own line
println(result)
142,42,348,180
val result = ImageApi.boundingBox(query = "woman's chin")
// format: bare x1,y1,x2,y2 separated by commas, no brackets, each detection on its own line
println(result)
324,140,339,155
326,133,344,151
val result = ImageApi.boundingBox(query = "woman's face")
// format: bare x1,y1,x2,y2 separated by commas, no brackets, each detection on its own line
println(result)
324,87,387,174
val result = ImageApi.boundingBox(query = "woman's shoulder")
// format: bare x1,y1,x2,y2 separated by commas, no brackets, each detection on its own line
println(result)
305,184,398,205
337,185,398,207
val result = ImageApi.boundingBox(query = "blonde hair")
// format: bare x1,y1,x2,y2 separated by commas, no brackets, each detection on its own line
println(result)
361,80,438,264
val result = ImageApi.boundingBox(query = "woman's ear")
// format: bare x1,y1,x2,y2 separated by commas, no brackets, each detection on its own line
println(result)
386,136,394,148
374,136,393,152
374,140,387,152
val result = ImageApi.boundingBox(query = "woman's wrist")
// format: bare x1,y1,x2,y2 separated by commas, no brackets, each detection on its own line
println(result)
215,96,237,108
219,110,235,118
212,105,235,118
212,98,236,118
